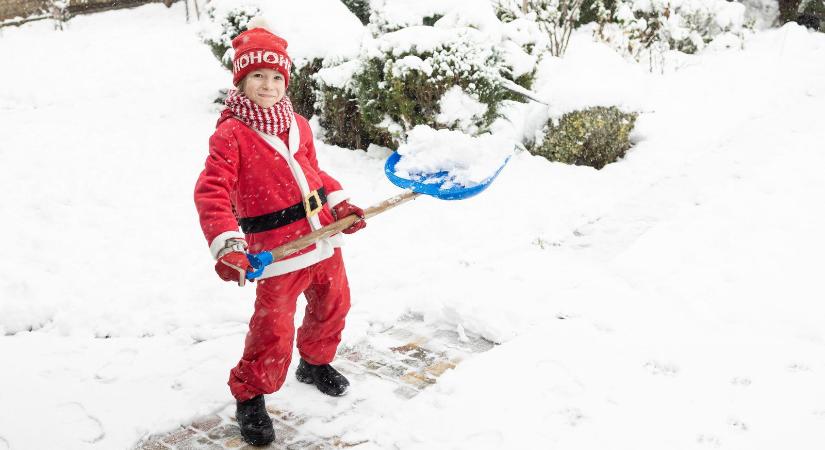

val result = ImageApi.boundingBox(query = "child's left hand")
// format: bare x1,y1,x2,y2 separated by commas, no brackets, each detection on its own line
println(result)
333,201,366,234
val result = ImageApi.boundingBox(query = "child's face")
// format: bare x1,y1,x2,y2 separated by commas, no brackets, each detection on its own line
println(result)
242,68,286,108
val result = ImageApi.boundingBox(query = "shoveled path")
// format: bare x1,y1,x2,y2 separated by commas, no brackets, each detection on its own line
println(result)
134,314,496,449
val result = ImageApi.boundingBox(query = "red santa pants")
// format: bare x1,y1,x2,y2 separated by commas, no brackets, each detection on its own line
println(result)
228,248,351,401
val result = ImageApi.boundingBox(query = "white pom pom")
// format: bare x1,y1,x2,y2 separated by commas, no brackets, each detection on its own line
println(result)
246,16,273,32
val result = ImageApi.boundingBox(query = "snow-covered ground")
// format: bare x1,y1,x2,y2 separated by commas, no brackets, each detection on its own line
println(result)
1,3,825,449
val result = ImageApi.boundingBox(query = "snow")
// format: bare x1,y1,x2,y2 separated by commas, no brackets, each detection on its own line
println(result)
389,54,434,77
1,3,825,450
314,59,362,90
394,126,513,188
436,86,489,133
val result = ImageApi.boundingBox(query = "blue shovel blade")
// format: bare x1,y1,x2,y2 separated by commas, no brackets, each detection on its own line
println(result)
384,152,509,200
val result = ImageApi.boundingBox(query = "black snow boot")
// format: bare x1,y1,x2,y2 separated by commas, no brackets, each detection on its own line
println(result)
295,359,350,396
235,395,275,447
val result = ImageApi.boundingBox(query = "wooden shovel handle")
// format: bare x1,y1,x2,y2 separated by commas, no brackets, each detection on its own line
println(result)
268,190,420,261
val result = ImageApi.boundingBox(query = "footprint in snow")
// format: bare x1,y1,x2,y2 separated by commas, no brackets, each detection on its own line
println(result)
696,434,721,447
787,362,813,373
730,377,752,386
643,360,679,377
561,407,586,427
727,417,748,432
56,402,105,444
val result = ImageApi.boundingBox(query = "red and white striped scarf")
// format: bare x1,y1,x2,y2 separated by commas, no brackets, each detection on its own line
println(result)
224,89,294,136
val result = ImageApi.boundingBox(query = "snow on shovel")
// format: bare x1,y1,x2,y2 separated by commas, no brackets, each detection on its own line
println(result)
240,127,513,286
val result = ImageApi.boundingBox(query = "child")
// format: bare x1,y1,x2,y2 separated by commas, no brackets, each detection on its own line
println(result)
194,21,366,446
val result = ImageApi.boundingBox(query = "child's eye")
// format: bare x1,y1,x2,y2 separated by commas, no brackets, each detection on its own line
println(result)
274,74,283,80
253,73,263,78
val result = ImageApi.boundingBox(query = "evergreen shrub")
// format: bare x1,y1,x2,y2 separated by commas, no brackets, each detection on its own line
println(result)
495,0,588,56
532,106,637,169
352,28,512,147
314,60,383,149
578,0,616,25
796,0,824,30
594,0,750,70
289,58,323,118
317,86,381,149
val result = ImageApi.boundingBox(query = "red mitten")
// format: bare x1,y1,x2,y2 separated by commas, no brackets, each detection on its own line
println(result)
333,201,366,234
215,251,252,283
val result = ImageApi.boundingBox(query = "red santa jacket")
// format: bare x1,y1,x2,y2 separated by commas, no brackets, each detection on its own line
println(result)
194,111,348,278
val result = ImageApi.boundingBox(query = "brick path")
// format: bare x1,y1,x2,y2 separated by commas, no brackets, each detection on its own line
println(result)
134,314,495,449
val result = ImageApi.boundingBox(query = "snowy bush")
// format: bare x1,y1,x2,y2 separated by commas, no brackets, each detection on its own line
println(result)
777,0,823,27
290,58,324,118
314,59,378,149
352,26,511,147
795,0,824,30
595,0,750,70
496,0,588,56
531,106,637,169
578,0,618,25
199,3,260,71
740,0,779,29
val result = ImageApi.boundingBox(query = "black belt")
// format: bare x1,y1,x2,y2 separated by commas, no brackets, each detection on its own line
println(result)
239,188,327,234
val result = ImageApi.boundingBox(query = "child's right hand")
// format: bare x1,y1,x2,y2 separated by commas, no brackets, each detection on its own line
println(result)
215,252,252,284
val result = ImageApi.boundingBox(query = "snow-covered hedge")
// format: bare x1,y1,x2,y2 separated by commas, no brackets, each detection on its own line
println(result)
353,26,510,147
531,106,637,169
740,0,779,29
778,0,824,28
289,58,324,119
795,0,824,30
595,0,750,70
316,25,510,148
314,59,375,149
313,2,541,149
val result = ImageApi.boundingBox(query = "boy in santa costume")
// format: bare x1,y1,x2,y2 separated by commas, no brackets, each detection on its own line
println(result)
194,19,366,446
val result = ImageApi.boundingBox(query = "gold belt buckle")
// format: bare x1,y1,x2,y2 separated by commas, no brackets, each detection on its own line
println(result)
303,190,322,218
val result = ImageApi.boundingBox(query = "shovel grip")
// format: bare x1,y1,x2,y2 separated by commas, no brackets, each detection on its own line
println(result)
244,251,274,282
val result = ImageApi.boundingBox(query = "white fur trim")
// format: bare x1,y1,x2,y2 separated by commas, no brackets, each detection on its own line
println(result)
209,231,246,259
326,190,349,208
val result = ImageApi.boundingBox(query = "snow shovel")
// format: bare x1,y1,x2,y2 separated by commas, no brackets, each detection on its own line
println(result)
239,152,510,285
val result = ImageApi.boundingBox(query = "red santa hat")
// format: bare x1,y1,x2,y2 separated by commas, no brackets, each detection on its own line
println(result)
231,17,292,88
